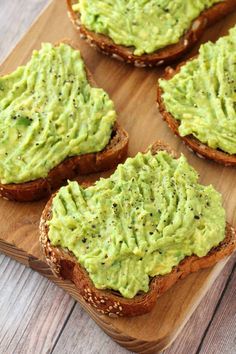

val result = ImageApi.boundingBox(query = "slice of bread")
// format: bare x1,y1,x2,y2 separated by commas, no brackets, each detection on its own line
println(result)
0,123,128,202
0,40,129,202
67,0,236,67
157,64,236,166
39,141,236,317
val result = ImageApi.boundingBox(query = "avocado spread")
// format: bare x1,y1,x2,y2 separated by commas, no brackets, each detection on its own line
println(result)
48,151,225,298
159,26,236,155
72,0,221,56
0,43,116,184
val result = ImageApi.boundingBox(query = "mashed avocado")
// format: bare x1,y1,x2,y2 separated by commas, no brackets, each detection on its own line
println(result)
159,26,236,155
72,0,221,55
0,43,116,184
48,151,226,298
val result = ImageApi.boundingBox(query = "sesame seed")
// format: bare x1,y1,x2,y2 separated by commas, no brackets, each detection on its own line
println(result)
109,313,118,318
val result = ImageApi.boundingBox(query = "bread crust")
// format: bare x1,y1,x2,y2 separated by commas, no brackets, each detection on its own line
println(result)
157,64,236,166
0,40,129,202
39,141,236,317
0,123,128,202
67,0,236,67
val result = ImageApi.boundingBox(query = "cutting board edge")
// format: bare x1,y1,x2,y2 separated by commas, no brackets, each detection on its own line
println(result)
0,236,231,353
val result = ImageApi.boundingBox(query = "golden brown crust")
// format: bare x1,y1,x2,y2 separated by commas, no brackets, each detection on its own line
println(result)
39,141,236,317
67,0,236,67
0,123,128,202
0,40,129,202
157,64,236,166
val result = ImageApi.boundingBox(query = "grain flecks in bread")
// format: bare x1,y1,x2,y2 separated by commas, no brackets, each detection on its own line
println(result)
67,0,236,67
39,142,236,317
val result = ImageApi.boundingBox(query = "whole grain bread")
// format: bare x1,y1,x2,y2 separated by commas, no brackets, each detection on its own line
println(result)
67,0,236,67
39,141,236,317
0,40,129,202
157,65,236,166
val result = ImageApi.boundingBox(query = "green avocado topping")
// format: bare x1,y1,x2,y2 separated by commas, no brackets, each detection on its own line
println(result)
73,0,221,56
0,43,116,184
48,151,226,298
159,26,236,155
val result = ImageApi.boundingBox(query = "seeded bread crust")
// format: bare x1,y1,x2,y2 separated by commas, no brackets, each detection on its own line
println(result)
157,64,236,166
67,0,236,67
39,141,236,317
0,40,129,202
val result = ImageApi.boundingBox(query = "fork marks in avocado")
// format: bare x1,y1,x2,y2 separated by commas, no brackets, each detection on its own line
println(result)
159,26,236,155
48,151,225,298
75,0,221,55
0,43,116,184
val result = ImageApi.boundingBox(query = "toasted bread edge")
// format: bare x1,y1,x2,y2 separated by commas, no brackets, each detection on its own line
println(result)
67,0,236,67
39,141,236,317
157,63,236,166
0,40,129,202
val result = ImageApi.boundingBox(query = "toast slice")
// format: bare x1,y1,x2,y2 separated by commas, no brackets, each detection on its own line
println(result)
157,63,236,166
0,123,128,202
0,40,129,202
67,0,236,67
39,141,236,317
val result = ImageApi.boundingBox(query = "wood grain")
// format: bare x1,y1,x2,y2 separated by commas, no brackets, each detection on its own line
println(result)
0,0,236,353
51,302,130,354
0,254,75,354
198,264,236,354
163,252,236,354
0,252,130,354
0,0,48,62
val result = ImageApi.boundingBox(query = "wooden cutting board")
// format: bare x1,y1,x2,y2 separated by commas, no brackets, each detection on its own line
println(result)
0,1,236,353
